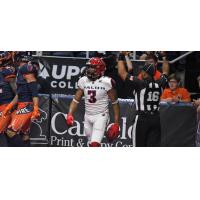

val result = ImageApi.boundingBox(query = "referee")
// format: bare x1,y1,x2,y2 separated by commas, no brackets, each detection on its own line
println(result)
118,53,168,147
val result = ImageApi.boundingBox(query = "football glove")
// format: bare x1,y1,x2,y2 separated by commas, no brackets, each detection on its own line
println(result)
66,113,74,126
106,123,120,142
31,106,40,120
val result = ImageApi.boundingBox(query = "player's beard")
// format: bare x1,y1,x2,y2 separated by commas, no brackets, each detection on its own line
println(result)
86,68,99,81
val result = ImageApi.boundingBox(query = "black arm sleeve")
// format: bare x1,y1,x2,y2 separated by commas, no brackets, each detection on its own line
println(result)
156,74,168,89
124,73,144,90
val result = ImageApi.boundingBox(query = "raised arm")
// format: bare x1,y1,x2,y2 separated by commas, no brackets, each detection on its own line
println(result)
160,52,169,75
117,53,128,81
124,51,134,72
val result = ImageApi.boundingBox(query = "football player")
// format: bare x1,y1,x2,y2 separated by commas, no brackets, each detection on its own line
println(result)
3,52,40,147
0,52,17,146
66,57,120,147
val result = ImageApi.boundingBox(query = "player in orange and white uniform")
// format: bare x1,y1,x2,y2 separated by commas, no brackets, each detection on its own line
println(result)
4,52,40,147
0,52,17,146
66,57,120,147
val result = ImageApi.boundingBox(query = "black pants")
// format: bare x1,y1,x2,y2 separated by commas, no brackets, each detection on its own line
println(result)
133,113,161,147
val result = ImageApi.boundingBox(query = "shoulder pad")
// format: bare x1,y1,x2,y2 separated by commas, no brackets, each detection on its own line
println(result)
100,76,114,91
78,76,88,86
111,78,116,88
102,76,116,88
101,76,111,82
1,66,16,78
78,76,88,83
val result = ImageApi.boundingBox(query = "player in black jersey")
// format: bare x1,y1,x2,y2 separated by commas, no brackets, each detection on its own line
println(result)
118,53,168,147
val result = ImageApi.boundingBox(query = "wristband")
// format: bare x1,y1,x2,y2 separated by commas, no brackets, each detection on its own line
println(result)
73,99,79,104
118,54,125,61
112,99,119,105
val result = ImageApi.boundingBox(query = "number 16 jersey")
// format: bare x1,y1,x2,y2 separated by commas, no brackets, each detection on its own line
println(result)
78,76,114,115
125,74,168,112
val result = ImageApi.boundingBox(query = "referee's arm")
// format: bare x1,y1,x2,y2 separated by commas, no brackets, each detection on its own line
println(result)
118,59,128,81
157,74,168,89
117,55,143,90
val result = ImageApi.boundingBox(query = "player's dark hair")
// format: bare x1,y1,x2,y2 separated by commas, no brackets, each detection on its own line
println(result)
168,73,180,82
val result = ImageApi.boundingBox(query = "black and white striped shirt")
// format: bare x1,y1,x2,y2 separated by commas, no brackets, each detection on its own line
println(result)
125,74,168,112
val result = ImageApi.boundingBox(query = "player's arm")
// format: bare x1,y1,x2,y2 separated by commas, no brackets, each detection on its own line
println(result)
2,70,18,116
24,73,40,120
7,77,18,106
3,94,18,116
107,88,120,142
69,88,84,115
3,66,17,94
107,88,120,125
66,88,84,126
8,78,17,93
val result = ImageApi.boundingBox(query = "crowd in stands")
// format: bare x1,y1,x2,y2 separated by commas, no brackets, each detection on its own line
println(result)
33,51,200,106
1,51,200,114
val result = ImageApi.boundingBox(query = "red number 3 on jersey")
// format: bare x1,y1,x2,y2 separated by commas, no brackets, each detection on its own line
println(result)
88,90,97,103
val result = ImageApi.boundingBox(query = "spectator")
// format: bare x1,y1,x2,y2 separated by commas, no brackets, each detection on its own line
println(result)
161,73,191,103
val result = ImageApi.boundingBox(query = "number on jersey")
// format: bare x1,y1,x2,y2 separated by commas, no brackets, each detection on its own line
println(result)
147,91,160,102
88,90,97,103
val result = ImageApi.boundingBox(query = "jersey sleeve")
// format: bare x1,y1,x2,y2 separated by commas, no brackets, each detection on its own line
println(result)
77,76,85,90
124,73,144,90
2,66,16,79
103,77,116,92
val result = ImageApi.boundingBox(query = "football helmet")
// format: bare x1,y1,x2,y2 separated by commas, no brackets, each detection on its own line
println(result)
85,57,106,81
13,51,33,63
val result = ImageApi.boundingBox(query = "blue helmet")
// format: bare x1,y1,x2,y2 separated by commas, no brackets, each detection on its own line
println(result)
0,51,13,67
14,51,33,63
